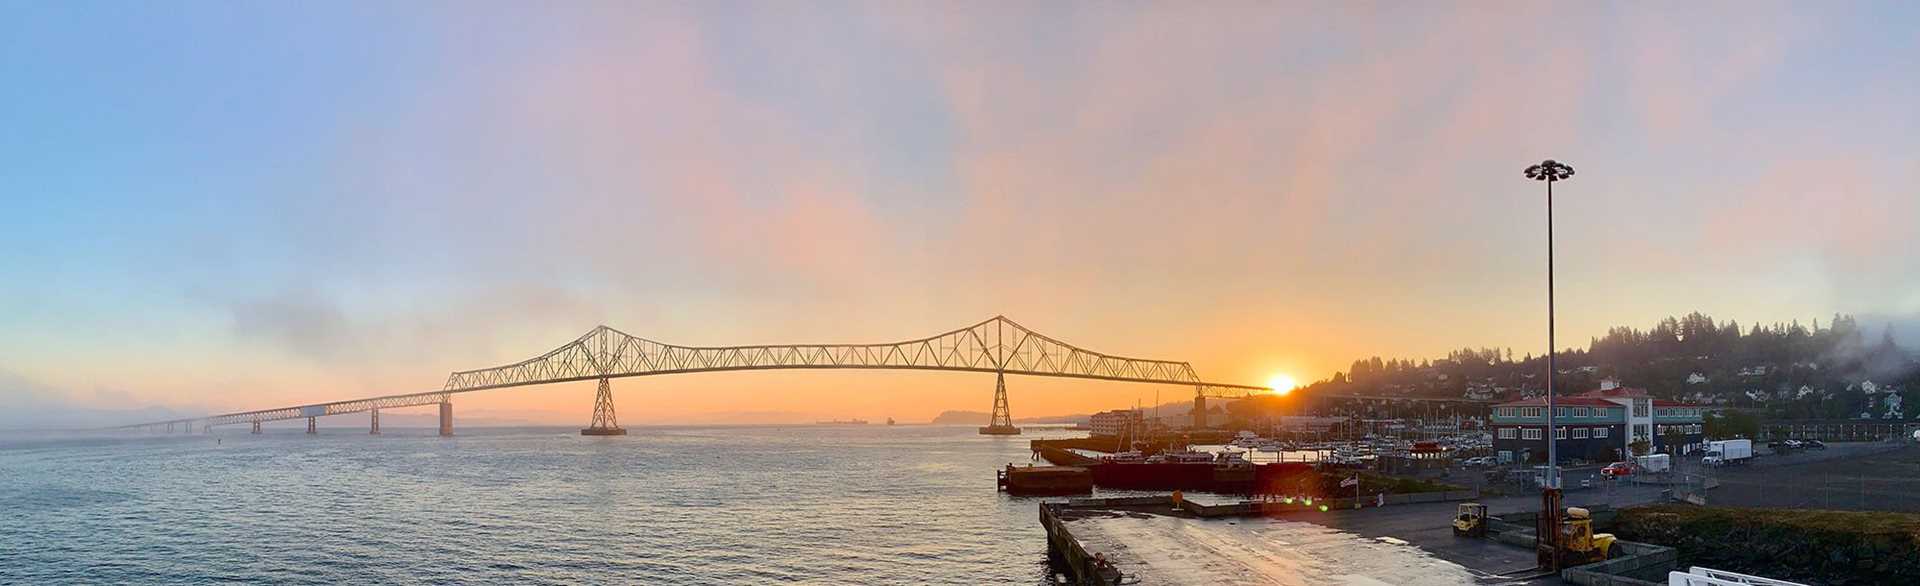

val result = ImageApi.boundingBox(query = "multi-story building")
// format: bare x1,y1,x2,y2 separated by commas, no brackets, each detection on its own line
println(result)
1489,383,1704,465
1088,409,1144,438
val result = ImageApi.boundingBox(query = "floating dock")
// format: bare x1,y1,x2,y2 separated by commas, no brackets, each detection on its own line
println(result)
998,465,1092,496
1042,493,1684,585
1042,496,1485,585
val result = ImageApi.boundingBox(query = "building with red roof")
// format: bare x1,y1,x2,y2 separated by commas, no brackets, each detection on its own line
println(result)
1489,380,1704,465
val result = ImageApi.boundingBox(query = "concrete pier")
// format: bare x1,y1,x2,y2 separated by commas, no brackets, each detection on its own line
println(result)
306,417,317,435
370,408,380,435
438,401,453,437
251,421,261,434
1043,496,1496,585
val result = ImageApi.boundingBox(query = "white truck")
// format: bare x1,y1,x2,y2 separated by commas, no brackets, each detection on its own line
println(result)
1635,453,1672,474
1702,439,1752,467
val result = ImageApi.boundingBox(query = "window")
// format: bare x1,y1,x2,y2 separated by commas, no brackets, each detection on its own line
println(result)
1555,427,1568,440
1593,427,1609,439
1557,407,1569,417
1498,427,1516,439
1633,399,1649,418
1523,428,1543,441
1573,428,1589,439
1498,450,1513,463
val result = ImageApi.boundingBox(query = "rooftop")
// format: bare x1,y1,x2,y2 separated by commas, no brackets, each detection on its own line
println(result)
1496,386,1702,408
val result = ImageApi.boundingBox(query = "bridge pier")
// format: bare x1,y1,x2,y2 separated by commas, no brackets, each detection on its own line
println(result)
370,408,381,435
979,371,1021,435
167,422,174,433
581,378,627,436
252,421,262,434
306,417,317,435
438,401,453,437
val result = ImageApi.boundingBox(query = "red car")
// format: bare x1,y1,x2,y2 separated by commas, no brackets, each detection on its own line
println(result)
1601,462,1636,477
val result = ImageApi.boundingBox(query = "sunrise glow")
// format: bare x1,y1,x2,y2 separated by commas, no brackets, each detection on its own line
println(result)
1266,374,1297,396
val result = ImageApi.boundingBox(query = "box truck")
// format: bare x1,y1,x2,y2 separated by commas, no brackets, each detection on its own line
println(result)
1702,439,1752,466
1633,453,1671,473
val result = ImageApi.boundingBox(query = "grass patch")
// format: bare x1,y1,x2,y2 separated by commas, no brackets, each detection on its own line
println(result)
1614,504,1920,585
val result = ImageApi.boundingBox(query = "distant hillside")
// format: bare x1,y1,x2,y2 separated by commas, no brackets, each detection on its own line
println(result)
1280,312,1920,421
930,410,989,425
929,410,1095,425
1015,413,1089,424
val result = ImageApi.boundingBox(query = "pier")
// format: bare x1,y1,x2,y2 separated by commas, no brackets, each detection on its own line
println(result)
1040,485,1684,585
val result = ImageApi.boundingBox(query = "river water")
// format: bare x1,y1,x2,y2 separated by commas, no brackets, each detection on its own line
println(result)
0,425,1469,584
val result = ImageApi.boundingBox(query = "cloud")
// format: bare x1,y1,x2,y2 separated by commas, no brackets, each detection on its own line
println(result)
0,370,194,429
228,287,353,361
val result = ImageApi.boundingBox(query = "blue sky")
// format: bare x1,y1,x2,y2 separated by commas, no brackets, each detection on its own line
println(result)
3,2,1917,426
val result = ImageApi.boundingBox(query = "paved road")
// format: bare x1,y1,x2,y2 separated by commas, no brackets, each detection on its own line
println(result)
1248,482,1668,584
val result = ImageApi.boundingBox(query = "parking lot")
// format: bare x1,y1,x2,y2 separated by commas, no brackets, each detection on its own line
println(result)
1709,441,1920,511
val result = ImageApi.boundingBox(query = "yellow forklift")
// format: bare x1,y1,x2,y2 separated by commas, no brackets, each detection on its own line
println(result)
1452,503,1488,537
1535,489,1616,570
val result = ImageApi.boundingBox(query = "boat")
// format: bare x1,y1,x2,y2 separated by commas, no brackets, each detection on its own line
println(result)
1146,448,1217,464
886,417,895,426
1099,450,1147,463
815,419,869,425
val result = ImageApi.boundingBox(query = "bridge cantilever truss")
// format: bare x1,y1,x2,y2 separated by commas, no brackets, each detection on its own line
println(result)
444,316,1262,393
116,316,1270,434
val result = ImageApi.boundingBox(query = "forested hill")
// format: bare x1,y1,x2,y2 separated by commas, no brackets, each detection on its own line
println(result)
1299,313,1920,420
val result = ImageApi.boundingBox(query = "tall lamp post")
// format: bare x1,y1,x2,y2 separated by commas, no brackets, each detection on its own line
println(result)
1525,159,1574,489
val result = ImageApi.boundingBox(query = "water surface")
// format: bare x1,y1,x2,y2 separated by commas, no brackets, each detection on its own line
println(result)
0,424,1471,584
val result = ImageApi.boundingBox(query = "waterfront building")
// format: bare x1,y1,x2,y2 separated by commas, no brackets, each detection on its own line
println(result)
1489,382,1704,464
1088,409,1144,437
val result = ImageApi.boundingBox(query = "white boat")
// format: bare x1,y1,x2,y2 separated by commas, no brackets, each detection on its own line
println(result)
1100,450,1146,463
1147,449,1218,464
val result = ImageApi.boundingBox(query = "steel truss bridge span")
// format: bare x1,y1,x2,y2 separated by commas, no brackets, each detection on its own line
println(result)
118,316,1270,435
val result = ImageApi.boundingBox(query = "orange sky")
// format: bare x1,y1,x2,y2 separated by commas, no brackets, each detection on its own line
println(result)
3,3,1918,426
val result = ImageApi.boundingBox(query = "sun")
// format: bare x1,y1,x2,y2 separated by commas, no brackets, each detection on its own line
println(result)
1266,374,1297,396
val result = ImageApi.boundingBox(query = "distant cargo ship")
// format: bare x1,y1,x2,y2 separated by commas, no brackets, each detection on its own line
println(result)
816,418,869,425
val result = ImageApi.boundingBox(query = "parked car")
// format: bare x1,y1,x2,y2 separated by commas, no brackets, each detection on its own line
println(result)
1601,461,1636,477
1458,456,1496,468
1802,439,1826,450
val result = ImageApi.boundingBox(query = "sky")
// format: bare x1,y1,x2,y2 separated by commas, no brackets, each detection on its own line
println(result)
3,1,1918,427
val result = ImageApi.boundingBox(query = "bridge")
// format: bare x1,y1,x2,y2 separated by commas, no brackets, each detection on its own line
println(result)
115,316,1270,436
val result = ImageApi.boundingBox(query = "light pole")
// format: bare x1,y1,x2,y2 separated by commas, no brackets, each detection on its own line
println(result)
1525,159,1574,489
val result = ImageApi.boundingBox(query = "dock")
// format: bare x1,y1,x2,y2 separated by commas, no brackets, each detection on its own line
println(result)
1040,492,1680,585
999,464,1093,496
1042,496,1490,585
